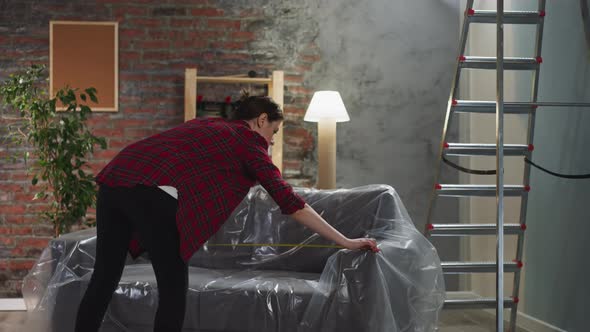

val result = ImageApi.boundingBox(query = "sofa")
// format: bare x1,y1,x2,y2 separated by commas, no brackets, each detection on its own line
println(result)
23,185,445,332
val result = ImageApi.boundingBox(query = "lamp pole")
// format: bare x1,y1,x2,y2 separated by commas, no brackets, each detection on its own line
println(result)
317,118,337,189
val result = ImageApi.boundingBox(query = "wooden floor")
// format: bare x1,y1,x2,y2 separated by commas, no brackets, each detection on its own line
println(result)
0,309,529,332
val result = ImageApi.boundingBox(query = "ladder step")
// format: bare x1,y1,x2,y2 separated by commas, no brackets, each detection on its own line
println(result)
444,297,517,310
467,10,543,25
443,143,532,156
442,261,522,274
427,223,525,236
436,184,530,197
452,100,535,114
460,56,541,70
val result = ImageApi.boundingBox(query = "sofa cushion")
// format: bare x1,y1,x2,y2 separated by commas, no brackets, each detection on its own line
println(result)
101,264,321,332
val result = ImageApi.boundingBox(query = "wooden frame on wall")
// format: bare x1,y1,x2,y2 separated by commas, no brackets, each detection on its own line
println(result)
184,68,285,171
50,21,118,112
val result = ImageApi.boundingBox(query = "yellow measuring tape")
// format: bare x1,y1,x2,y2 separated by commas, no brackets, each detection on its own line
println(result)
206,243,345,249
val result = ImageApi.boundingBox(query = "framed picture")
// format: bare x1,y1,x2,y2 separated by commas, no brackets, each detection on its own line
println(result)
50,21,118,112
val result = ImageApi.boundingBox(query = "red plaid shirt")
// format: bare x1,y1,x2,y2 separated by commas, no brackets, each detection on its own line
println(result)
96,118,306,262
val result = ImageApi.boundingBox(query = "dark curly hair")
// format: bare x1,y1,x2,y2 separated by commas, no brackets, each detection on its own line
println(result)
228,90,284,122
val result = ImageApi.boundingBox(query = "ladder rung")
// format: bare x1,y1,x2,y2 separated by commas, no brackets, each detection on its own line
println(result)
427,223,525,236
442,261,521,274
468,10,542,24
436,184,529,197
443,143,531,156
460,56,540,70
452,100,534,114
444,297,517,310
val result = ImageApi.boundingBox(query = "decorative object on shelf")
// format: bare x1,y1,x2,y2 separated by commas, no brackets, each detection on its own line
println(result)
304,91,350,189
0,65,107,236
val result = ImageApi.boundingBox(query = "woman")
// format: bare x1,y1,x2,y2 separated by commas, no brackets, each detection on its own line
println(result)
74,94,379,332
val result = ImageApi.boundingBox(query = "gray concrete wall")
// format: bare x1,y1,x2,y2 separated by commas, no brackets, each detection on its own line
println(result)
306,0,461,288
307,0,460,227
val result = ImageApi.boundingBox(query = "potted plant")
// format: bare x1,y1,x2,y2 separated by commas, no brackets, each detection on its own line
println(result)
0,64,107,237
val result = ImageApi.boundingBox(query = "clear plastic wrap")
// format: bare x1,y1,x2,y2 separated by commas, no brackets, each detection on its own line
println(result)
23,185,445,332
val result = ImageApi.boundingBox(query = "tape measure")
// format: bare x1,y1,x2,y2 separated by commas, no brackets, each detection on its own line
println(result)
205,243,345,249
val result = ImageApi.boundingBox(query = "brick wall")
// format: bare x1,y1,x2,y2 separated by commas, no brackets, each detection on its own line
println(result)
0,0,319,297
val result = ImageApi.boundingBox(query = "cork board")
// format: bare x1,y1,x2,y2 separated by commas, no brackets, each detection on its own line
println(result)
50,21,118,112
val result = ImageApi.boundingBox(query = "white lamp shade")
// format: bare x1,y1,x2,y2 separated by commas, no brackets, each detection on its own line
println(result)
304,91,350,122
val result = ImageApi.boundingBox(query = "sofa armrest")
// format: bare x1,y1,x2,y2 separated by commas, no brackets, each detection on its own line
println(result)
300,236,445,332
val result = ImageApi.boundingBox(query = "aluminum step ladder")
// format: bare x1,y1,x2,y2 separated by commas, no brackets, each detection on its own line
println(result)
424,1,546,331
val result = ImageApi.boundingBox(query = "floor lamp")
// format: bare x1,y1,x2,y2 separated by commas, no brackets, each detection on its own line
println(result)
304,91,350,189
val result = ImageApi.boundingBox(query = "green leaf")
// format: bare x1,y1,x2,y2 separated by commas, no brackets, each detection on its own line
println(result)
0,65,106,237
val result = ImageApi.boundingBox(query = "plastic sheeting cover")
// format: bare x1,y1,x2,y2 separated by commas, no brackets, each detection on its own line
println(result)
23,185,445,332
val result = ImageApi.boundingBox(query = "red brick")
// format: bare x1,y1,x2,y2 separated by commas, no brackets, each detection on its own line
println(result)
93,129,123,137
27,204,49,213
122,108,148,115
120,29,145,39
191,8,224,17
119,39,133,50
2,215,24,224
92,149,120,160
288,86,313,94
0,184,25,193
138,40,170,49
119,72,150,81
124,128,156,139
285,75,304,83
218,53,250,61
143,51,171,61
14,193,35,202
120,96,142,104
9,260,36,271
210,42,245,50
115,119,150,128
207,19,240,30
141,86,177,94
283,159,302,170
285,108,306,117
148,30,184,40
10,247,25,256
18,237,51,249
11,227,33,236
0,205,26,214
12,37,47,46
301,54,321,63
120,51,141,62
186,31,225,39
33,225,54,237
173,40,208,49
0,237,14,246
171,19,200,28
129,18,162,28
112,6,149,17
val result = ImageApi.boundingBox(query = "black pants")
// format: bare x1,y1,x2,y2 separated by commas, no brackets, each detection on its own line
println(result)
75,184,188,332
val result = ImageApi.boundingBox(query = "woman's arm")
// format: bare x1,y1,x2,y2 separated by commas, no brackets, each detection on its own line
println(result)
290,204,380,252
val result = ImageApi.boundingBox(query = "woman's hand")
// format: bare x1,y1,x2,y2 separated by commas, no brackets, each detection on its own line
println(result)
343,238,380,253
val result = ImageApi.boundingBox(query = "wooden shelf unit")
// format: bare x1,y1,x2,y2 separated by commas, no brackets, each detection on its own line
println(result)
184,68,284,171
